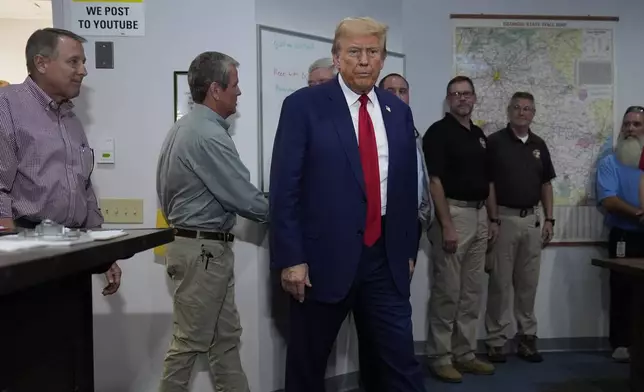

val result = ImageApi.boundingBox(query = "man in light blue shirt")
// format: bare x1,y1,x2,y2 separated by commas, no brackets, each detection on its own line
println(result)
597,154,643,231
596,105,644,363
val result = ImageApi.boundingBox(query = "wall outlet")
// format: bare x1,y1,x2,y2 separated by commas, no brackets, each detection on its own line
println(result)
99,198,144,224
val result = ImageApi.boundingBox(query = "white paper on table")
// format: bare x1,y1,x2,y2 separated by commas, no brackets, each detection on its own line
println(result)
0,229,127,252
0,239,48,252
0,233,95,252
88,230,128,241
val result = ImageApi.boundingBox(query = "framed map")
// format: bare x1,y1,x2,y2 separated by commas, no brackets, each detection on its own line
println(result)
452,16,617,242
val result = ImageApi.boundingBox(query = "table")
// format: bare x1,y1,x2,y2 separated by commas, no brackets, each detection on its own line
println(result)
591,257,644,392
0,228,174,392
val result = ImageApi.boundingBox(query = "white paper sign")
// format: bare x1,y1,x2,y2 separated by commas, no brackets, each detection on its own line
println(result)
70,0,145,37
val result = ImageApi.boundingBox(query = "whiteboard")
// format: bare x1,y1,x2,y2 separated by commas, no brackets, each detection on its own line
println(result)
257,25,406,192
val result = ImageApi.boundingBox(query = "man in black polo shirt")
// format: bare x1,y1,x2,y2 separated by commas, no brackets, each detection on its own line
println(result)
484,91,555,364
423,76,496,383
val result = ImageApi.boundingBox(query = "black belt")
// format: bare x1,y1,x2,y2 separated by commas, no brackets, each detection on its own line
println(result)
174,228,235,242
498,206,535,217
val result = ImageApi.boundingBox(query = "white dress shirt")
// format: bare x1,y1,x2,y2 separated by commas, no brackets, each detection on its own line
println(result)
338,74,389,215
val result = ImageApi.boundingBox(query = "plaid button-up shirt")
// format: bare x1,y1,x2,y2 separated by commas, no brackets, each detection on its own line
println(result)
0,76,102,228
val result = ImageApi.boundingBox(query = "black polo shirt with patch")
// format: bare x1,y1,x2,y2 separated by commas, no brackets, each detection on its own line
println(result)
487,125,556,209
422,113,490,201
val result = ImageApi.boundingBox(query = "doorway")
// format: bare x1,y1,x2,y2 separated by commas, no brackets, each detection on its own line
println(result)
0,0,53,85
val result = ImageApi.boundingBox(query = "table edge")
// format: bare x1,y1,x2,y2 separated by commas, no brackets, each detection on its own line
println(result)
591,258,644,278
0,228,174,295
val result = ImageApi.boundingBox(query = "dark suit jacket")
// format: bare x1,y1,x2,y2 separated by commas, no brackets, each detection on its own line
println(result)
268,77,419,303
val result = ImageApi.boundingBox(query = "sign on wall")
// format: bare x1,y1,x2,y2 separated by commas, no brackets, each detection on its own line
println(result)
70,0,145,37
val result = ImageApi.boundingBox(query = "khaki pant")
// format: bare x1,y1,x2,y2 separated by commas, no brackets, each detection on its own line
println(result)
159,236,248,392
485,207,542,348
427,202,488,366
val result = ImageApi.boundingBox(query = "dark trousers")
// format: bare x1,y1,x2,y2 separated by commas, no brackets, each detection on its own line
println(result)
358,220,423,390
607,227,644,349
284,237,425,392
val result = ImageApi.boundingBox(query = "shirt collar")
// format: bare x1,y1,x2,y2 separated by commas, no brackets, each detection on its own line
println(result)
24,76,75,113
444,112,476,131
338,73,377,107
504,124,535,143
192,103,231,131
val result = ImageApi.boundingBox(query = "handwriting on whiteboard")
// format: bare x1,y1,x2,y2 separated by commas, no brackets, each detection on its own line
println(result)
273,68,308,80
276,85,298,95
273,40,315,51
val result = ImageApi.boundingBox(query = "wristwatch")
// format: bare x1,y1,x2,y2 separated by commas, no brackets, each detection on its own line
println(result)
489,217,501,225
545,218,555,226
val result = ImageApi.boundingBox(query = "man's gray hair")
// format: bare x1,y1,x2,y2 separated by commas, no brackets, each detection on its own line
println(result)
188,51,239,104
308,57,337,76
25,28,86,74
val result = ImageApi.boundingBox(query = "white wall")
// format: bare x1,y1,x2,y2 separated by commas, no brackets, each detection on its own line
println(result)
48,0,642,391
0,18,52,84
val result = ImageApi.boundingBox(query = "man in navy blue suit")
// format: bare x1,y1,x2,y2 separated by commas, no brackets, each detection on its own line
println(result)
269,16,426,392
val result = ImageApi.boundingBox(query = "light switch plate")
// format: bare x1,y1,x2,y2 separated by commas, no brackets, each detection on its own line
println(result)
97,137,115,164
100,198,144,224
95,41,114,69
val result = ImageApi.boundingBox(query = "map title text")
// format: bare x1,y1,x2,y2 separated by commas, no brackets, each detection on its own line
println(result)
503,21,567,28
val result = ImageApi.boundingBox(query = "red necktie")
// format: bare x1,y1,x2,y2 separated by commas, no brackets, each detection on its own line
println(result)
358,94,381,246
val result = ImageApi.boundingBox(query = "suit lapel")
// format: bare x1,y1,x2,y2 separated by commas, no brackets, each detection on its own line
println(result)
376,88,398,177
327,79,365,194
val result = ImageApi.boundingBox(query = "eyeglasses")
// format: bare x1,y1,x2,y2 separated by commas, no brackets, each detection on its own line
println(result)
448,91,474,99
512,104,535,113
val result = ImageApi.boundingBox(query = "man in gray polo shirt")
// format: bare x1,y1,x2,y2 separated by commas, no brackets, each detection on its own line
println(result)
156,51,268,392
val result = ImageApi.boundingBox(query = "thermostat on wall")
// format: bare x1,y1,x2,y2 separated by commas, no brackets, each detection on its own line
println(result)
97,137,115,164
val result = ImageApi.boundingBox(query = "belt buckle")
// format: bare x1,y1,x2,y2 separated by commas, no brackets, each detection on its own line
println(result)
519,209,528,217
